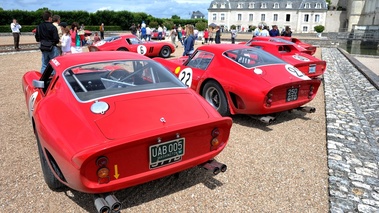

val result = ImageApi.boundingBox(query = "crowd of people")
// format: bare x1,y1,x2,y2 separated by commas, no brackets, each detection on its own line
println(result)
11,9,294,73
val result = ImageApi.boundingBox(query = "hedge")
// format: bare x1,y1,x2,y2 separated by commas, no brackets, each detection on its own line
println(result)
0,25,122,33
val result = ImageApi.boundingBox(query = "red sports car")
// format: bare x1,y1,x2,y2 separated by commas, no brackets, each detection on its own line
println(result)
151,29,165,39
244,40,326,78
154,44,321,123
88,34,175,58
251,36,316,55
22,51,232,212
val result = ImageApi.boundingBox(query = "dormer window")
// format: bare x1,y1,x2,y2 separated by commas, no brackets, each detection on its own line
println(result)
304,3,311,9
315,3,321,9
212,3,217,8
286,1,292,8
238,3,244,8
273,2,280,9
261,2,267,8
249,2,255,8
221,3,226,8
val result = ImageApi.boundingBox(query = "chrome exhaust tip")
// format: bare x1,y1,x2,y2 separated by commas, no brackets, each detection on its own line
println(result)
105,194,122,212
94,196,110,213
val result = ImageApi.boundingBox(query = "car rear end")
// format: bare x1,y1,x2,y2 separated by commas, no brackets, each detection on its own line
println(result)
293,60,326,78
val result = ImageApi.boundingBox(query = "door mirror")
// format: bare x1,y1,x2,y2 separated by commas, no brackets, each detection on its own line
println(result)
32,80,44,89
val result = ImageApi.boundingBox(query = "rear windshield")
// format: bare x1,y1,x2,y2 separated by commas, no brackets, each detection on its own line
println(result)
63,60,185,102
223,48,284,68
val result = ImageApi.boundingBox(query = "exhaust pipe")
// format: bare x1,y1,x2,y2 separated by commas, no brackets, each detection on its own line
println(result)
105,194,122,212
201,159,227,175
259,116,276,124
94,195,110,213
297,106,316,113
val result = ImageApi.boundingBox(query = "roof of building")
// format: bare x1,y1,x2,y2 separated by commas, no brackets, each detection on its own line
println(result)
208,0,328,10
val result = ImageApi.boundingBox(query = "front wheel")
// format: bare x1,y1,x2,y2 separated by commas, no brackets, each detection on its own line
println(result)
159,46,171,58
202,81,230,116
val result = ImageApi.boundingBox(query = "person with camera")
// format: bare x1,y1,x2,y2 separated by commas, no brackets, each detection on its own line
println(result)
35,10,59,73
10,19,22,51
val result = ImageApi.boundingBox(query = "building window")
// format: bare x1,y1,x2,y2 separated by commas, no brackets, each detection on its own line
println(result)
221,13,225,21
315,3,321,9
304,14,309,22
221,3,226,8
286,14,291,22
212,13,217,21
261,2,267,8
274,3,280,9
249,14,254,21
273,14,278,21
286,1,292,8
212,3,217,8
304,3,311,9
261,14,266,21
249,2,255,8
238,3,244,8
238,14,242,21
302,26,308,32
314,14,320,22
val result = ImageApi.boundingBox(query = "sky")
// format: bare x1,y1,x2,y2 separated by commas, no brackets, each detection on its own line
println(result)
1,0,213,19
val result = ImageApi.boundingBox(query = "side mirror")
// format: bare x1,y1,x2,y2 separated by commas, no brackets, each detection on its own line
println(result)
32,80,44,88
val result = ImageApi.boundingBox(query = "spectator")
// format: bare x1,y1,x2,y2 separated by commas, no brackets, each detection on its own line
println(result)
157,25,163,40
60,25,71,55
183,25,195,56
35,10,59,73
194,28,199,44
170,26,178,48
281,26,292,37
203,28,209,44
141,26,147,40
130,23,137,36
70,22,82,54
253,25,262,37
99,23,104,39
93,32,101,43
208,27,214,44
260,26,270,37
230,27,237,44
215,26,221,44
141,21,146,28
146,26,152,41
181,27,186,42
269,25,280,37
52,15,62,55
10,18,21,51
177,24,183,46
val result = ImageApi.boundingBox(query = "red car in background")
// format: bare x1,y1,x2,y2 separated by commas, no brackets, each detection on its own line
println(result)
251,36,317,55
155,44,321,124
244,40,326,78
151,29,165,39
88,34,174,58
22,51,232,212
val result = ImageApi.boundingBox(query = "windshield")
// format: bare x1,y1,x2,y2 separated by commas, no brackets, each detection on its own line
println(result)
63,60,185,102
223,48,285,68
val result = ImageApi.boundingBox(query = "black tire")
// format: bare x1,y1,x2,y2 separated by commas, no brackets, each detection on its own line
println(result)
117,47,128,51
36,134,65,190
202,81,230,116
159,46,171,58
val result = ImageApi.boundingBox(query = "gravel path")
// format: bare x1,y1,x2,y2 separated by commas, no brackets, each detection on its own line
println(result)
0,35,329,212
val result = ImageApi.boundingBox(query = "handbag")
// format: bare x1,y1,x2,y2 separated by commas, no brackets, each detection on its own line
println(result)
39,40,54,52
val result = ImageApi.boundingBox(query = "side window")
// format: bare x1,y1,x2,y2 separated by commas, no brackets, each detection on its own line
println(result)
186,51,214,70
40,64,57,94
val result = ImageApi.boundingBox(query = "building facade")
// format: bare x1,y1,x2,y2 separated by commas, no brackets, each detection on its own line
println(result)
208,0,328,33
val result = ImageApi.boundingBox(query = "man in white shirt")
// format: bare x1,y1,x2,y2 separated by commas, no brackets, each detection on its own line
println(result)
146,26,152,41
10,19,22,50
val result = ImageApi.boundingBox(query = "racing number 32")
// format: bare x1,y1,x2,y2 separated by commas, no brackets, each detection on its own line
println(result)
178,68,193,87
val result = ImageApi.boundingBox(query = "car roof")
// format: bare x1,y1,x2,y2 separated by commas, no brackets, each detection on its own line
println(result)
51,51,150,73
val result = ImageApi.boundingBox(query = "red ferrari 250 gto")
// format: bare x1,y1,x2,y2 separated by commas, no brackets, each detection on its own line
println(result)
155,44,322,123
22,51,232,212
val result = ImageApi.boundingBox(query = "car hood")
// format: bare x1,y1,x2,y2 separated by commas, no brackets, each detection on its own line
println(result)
256,64,310,86
95,90,210,140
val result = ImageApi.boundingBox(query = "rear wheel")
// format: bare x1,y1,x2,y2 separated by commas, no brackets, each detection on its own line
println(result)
36,133,65,190
159,46,171,58
117,47,128,51
202,81,230,116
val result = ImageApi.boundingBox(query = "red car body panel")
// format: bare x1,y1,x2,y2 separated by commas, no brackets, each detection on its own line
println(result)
250,36,316,55
244,40,326,78
22,51,231,193
154,44,321,116
87,34,175,58
151,30,165,39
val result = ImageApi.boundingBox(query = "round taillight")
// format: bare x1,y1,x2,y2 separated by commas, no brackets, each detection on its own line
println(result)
211,128,220,138
211,138,219,146
97,167,110,178
309,91,314,96
96,156,108,168
267,93,273,98
310,85,314,91
266,99,272,104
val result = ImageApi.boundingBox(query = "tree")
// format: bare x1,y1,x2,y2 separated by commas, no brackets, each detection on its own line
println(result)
314,25,325,33
195,21,208,31
171,15,180,19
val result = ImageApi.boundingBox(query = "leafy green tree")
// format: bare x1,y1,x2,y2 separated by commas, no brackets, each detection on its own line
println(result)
195,21,207,31
314,25,325,33
171,15,180,19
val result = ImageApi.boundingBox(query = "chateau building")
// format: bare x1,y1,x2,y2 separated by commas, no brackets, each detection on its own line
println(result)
208,0,328,33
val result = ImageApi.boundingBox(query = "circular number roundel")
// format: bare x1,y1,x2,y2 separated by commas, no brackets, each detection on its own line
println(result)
137,45,147,55
285,64,310,80
178,68,193,87
292,54,310,62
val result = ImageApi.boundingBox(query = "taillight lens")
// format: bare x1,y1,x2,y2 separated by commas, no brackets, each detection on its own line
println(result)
97,167,110,178
210,128,222,150
96,156,110,184
266,92,273,107
309,85,315,99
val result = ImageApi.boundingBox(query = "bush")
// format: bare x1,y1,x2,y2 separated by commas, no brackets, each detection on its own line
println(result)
314,25,325,33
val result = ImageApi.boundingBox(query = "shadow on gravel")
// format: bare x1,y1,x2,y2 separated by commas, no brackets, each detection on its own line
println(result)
63,167,224,212
231,110,312,131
